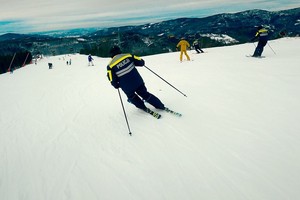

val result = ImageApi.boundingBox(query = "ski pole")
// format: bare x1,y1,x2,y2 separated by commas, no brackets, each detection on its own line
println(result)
267,43,276,55
8,52,16,72
144,65,187,97
117,89,132,136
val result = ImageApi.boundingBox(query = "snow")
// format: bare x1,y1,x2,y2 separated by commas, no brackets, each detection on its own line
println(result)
77,38,86,42
202,33,239,44
1,37,300,200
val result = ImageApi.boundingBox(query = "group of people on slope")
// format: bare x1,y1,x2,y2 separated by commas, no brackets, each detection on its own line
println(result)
90,25,269,117
175,25,269,60
176,38,204,62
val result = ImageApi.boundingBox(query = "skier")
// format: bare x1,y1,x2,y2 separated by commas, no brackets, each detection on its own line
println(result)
251,25,269,57
176,38,191,62
88,54,94,66
193,40,204,53
106,45,165,114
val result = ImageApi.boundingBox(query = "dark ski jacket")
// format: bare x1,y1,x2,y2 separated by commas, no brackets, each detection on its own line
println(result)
107,54,145,94
88,55,93,62
252,28,268,42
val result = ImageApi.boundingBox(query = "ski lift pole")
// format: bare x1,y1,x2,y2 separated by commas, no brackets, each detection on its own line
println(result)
144,65,187,97
117,89,132,136
22,52,30,67
8,52,16,72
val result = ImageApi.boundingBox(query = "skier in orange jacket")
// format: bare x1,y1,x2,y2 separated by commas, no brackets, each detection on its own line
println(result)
176,38,191,62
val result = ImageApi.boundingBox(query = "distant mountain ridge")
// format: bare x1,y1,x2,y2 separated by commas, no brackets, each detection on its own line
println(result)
89,7,299,41
0,7,299,57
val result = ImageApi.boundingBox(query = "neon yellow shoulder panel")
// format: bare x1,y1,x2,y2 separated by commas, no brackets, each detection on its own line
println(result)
109,54,132,68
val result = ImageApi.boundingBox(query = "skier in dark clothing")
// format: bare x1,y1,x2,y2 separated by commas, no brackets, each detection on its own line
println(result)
88,54,94,66
251,26,269,57
106,46,165,113
193,40,204,53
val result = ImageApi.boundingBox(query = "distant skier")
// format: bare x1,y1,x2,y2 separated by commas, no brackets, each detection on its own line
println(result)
193,40,204,53
88,54,94,66
279,30,286,37
106,45,165,113
176,38,191,62
251,25,269,57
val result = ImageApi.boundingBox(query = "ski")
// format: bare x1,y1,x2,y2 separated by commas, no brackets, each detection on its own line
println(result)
144,108,161,119
246,55,265,58
144,108,182,119
164,107,182,117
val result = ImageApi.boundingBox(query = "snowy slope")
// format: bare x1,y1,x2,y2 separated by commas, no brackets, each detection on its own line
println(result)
1,38,300,200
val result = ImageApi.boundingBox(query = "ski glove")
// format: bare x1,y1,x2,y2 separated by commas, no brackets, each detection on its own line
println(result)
112,82,120,89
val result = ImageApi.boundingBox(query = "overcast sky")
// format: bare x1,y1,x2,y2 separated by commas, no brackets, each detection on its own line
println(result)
0,0,299,35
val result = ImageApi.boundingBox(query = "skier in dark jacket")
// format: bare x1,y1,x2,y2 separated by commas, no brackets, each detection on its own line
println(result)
88,54,94,66
106,46,165,112
251,26,269,57
193,40,204,53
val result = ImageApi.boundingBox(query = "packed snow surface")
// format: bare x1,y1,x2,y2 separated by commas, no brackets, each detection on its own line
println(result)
1,38,300,200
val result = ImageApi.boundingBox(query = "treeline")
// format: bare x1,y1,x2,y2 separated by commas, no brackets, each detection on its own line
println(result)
0,51,32,74
79,31,225,57
80,39,112,57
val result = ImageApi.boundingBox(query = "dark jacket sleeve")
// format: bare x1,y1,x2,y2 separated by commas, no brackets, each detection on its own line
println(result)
132,55,145,67
251,36,257,42
251,32,259,42
107,65,119,89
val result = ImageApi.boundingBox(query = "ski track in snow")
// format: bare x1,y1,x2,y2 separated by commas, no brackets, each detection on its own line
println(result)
1,38,300,200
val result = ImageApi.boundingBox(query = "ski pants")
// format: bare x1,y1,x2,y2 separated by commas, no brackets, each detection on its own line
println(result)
125,84,165,110
253,40,267,56
194,45,204,53
180,50,190,61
